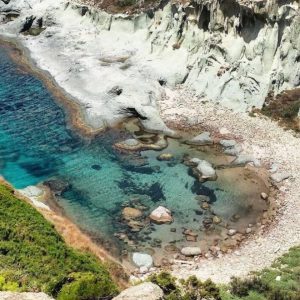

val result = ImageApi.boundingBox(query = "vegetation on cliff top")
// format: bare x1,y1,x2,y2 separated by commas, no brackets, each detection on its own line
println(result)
0,184,118,299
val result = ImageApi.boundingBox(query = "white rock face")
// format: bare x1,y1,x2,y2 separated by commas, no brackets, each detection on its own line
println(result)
132,252,153,268
113,282,164,300
149,206,173,224
0,0,299,131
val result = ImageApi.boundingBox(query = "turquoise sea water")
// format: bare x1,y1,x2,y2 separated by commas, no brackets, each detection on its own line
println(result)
0,45,268,260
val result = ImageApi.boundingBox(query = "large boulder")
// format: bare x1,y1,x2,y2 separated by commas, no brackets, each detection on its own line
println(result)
149,206,173,224
132,252,153,268
113,282,163,300
181,246,201,256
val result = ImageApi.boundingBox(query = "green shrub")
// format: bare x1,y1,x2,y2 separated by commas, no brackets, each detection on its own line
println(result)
0,184,118,299
149,272,221,300
57,272,116,300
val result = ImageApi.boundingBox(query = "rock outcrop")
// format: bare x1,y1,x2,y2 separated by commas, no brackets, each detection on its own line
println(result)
113,282,164,300
0,292,54,300
0,0,299,131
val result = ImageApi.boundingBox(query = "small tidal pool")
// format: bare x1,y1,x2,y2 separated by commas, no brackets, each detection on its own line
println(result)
0,44,269,264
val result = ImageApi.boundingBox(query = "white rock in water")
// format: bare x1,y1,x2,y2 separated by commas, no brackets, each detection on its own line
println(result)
132,252,153,268
271,172,290,183
181,247,201,256
193,159,217,181
149,206,173,224
187,132,213,145
113,282,163,300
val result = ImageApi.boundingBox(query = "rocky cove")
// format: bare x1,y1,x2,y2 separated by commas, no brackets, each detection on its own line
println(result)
0,0,299,289
0,38,276,272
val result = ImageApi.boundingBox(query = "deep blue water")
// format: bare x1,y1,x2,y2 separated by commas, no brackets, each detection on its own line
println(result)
0,45,268,259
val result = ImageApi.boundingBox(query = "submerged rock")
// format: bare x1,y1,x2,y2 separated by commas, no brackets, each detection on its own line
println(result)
213,215,222,224
181,246,201,256
122,207,143,220
113,282,163,300
157,153,174,161
132,252,153,268
149,206,173,224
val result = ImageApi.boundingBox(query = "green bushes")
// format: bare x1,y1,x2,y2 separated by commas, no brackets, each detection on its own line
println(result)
229,247,300,300
0,184,118,299
149,272,221,300
149,246,300,300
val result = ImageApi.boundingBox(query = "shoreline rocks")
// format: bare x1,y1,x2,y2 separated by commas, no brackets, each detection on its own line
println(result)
186,132,213,145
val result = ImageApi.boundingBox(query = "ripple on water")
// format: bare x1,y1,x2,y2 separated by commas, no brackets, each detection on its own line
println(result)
0,45,269,263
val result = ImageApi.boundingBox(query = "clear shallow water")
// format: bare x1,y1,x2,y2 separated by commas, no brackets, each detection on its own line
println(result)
0,45,268,261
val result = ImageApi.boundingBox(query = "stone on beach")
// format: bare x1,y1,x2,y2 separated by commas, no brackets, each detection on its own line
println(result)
219,139,236,148
270,172,290,183
113,282,163,300
132,252,153,268
181,246,201,256
232,154,260,167
187,132,213,145
149,206,173,224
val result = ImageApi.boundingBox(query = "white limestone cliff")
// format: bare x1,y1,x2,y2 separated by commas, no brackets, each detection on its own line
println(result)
0,0,299,130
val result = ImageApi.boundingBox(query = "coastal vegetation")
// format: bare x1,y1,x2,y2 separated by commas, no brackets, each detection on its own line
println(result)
0,184,118,299
149,246,300,300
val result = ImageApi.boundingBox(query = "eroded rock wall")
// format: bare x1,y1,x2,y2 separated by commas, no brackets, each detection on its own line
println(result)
0,0,299,130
